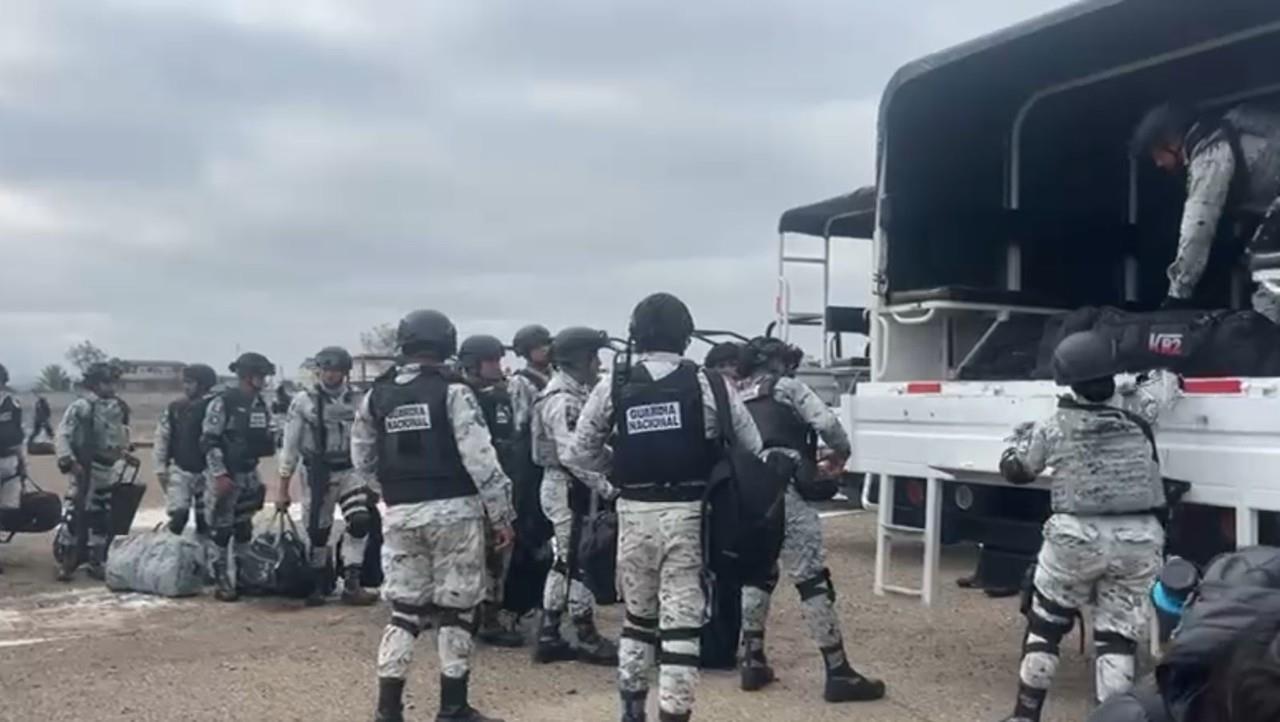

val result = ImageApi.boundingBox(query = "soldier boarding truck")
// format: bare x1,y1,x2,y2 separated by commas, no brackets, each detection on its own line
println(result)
842,0,1280,606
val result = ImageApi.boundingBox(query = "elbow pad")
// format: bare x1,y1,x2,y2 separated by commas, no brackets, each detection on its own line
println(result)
1000,448,1037,485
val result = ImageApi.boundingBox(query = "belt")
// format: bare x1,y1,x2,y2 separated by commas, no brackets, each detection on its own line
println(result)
93,453,123,466
619,481,707,503
305,458,354,472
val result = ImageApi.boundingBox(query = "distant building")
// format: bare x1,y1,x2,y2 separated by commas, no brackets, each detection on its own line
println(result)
350,354,395,392
116,359,185,393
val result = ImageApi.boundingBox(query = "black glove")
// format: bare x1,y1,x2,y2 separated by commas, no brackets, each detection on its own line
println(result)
1160,296,1198,311
57,456,74,474
999,448,1036,485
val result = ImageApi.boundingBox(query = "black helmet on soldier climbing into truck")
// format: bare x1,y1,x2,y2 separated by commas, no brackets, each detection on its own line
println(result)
629,292,694,353
1051,331,1116,386
552,327,610,370
314,346,353,373
458,335,506,371
229,352,276,378
1129,102,1196,159
512,324,553,358
397,310,458,359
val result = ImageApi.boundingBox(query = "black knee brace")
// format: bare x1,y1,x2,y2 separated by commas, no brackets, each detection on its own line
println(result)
308,525,331,548
168,511,189,535
621,612,659,647
657,627,702,668
86,509,110,536
210,527,233,547
437,607,478,634
796,568,836,603
232,521,253,544
1094,630,1137,657
1022,588,1076,657
236,484,266,516
345,509,372,539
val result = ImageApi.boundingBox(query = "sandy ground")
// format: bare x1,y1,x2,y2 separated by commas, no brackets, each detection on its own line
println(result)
0,453,1099,722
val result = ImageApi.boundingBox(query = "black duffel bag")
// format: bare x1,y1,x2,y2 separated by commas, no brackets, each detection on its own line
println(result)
0,477,61,534
577,496,619,605
1035,307,1219,378
239,511,333,598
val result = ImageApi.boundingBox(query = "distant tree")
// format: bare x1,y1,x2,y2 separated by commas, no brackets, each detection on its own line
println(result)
36,364,73,392
65,340,108,372
361,323,397,356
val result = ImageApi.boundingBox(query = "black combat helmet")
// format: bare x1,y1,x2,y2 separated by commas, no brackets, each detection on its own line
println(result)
229,352,276,377
552,327,610,369
182,363,217,393
82,361,121,386
397,309,458,359
1129,102,1196,159
512,324,553,358
458,335,506,371
0,362,8,386
704,342,742,369
314,346,353,372
1051,331,1116,386
629,292,694,353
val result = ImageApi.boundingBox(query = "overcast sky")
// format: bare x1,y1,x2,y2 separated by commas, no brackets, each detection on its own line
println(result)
0,0,1068,383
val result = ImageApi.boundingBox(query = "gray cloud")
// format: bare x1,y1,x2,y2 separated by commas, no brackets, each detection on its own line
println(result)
0,0,1066,383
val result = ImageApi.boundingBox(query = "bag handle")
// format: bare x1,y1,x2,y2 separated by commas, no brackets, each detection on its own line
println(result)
703,369,736,453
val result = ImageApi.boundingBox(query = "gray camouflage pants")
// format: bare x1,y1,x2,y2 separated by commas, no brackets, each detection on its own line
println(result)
485,525,513,605
616,499,704,717
378,515,485,681
540,474,593,617
300,467,368,570
1021,513,1163,704
0,454,21,511
205,470,265,576
165,467,206,529
64,461,116,551
742,487,844,652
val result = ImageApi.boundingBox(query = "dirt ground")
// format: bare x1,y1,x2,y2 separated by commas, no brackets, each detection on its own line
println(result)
0,452,1097,722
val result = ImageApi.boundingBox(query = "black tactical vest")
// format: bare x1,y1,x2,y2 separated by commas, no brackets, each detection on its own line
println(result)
169,396,212,473
516,368,549,392
742,376,816,458
612,361,716,501
475,384,515,444
369,368,476,506
0,395,22,453
220,387,274,473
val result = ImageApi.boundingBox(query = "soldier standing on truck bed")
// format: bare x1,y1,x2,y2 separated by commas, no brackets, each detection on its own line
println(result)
1131,102,1280,320
995,331,1172,722
734,337,887,704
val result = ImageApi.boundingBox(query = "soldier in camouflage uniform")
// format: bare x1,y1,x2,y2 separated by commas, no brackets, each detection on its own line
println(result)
509,324,553,437
457,334,525,648
153,364,217,536
567,293,763,722
0,363,25,575
996,332,1177,722
202,352,276,602
54,362,131,581
278,346,378,607
734,337,886,703
356,310,515,722
530,327,619,665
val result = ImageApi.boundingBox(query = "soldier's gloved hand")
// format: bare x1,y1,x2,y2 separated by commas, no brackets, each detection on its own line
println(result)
817,451,849,479
491,523,515,551
57,456,74,474
213,474,235,498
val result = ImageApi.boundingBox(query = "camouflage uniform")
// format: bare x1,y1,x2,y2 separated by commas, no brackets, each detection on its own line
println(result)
279,385,371,574
736,373,867,690
531,371,616,624
1166,103,1280,318
201,391,270,593
567,352,762,720
1001,373,1177,717
509,367,550,436
0,390,25,514
152,401,208,535
352,364,514,690
55,393,131,560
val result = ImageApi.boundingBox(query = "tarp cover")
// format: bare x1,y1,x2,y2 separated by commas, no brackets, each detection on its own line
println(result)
778,186,876,239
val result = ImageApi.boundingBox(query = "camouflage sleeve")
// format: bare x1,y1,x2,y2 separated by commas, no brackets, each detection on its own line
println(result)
447,384,515,527
152,406,171,472
1169,142,1234,299
565,379,615,481
200,395,228,477
778,377,851,456
1004,416,1057,479
54,399,86,462
1119,370,1181,427
350,390,380,495
277,392,308,479
510,375,535,435
554,390,615,497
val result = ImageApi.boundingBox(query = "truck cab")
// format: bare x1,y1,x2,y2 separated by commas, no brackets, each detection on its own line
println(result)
848,0,1280,596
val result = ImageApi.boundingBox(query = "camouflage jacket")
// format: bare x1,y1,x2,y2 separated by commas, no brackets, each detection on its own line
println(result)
55,392,130,464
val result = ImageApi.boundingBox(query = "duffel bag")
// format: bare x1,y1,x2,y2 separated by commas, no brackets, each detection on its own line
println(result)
0,477,61,534
239,511,332,598
105,528,205,597
577,499,619,606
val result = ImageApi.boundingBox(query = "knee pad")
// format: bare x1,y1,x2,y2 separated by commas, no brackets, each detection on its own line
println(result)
657,627,702,669
168,513,188,535
795,568,835,603
437,607,477,634
622,612,659,647
233,521,253,544
87,510,110,535
308,525,331,548
1023,589,1076,656
210,528,233,547
1094,630,1137,658
237,484,266,514
344,510,373,539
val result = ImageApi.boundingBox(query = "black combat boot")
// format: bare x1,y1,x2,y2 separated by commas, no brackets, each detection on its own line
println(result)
997,683,1047,722
213,557,239,603
476,602,524,648
306,547,329,607
573,611,619,666
342,566,379,607
620,689,647,722
374,677,405,722
739,630,775,691
532,610,576,663
436,674,504,722
85,545,107,581
657,711,690,722
820,643,886,703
